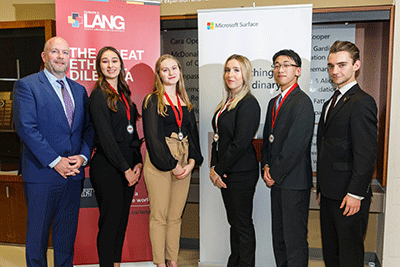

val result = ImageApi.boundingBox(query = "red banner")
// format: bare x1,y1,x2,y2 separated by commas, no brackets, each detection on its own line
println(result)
55,0,159,264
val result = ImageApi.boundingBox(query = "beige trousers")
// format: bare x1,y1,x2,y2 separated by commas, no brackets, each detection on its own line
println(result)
143,133,191,264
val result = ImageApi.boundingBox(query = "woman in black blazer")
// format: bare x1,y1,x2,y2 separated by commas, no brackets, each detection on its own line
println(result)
210,54,261,267
89,46,143,267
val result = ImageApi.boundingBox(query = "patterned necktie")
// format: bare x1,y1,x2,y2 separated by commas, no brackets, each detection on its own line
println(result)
275,94,282,112
325,90,341,125
56,80,74,128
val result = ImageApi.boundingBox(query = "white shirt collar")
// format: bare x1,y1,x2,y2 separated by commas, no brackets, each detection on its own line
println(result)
43,68,67,85
337,81,357,96
280,82,297,98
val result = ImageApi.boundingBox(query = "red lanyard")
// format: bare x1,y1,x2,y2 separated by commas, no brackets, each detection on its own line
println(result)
271,83,297,130
164,92,183,128
108,82,131,122
216,98,234,130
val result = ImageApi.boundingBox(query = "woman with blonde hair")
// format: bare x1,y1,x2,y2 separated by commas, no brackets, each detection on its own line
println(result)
210,54,261,267
142,54,203,267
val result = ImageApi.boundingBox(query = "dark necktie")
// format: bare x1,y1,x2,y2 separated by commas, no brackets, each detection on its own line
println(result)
56,80,74,128
325,90,341,125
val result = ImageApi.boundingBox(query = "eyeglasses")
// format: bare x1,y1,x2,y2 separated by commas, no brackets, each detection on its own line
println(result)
271,63,298,70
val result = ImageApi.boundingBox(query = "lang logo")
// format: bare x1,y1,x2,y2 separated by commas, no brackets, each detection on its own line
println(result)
84,11,125,32
207,22,214,30
68,13,82,28
69,11,126,32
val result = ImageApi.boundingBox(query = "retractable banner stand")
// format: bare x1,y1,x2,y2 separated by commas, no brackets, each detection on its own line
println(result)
55,0,160,264
198,5,312,266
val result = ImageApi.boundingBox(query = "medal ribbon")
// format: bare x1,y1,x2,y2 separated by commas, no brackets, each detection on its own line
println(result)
164,92,183,129
271,83,298,130
216,98,235,130
109,82,131,122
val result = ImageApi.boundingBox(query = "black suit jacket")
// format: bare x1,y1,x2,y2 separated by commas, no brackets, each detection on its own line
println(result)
261,85,314,190
317,84,378,200
211,93,260,178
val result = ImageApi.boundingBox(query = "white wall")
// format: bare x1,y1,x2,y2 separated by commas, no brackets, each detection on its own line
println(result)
382,0,400,266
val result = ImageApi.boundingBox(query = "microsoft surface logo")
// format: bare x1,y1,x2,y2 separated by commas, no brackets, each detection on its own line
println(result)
207,22,214,30
68,13,82,28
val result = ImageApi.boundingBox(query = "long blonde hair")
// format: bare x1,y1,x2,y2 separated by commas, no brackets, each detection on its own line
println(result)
215,54,253,113
144,54,193,116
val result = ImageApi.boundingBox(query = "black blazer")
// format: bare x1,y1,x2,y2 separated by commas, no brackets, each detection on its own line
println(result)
211,93,260,177
317,84,378,200
261,85,314,190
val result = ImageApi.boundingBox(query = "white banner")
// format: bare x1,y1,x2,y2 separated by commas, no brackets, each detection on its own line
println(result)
198,5,312,266
310,24,356,172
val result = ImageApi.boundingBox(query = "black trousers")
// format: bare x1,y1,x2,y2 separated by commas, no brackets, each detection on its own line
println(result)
320,194,371,267
220,169,258,267
270,187,310,267
90,150,136,267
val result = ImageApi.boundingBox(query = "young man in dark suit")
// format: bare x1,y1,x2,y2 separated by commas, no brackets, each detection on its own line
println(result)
261,49,314,267
13,37,94,267
317,41,378,267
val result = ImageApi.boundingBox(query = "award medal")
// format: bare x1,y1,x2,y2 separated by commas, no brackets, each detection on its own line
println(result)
164,92,184,141
213,133,219,142
269,134,274,143
127,123,134,134
178,132,184,141
109,83,133,134
270,83,298,143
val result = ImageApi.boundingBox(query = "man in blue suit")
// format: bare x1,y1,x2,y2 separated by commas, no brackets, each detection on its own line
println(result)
13,37,94,267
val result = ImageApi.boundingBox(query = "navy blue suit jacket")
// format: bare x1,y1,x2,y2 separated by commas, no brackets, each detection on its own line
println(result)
13,70,94,183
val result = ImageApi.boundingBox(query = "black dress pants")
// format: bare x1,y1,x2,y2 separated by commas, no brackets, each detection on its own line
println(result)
271,187,310,267
320,194,371,267
90,150,136,267
220,169,258,267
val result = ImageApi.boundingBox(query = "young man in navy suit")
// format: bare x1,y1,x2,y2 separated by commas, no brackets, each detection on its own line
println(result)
261,50,314,267
317,41,377,267
13,37,94,267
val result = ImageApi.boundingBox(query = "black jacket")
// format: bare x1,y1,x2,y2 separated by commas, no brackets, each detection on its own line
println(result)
261,85,314,190
211,93,261,177
317,84,377,200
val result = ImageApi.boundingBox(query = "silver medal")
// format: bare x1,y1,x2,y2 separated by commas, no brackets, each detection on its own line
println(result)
127,124,134,134
178,131,184,141
213,133,219,142
269,134,274,143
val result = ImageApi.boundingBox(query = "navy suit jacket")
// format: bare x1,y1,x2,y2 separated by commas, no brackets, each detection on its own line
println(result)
261,85,314,190
13,70,94,183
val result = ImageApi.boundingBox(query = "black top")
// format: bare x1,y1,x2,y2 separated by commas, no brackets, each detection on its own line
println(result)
142,93,203,171
89,87,142,173
211,93,261,177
